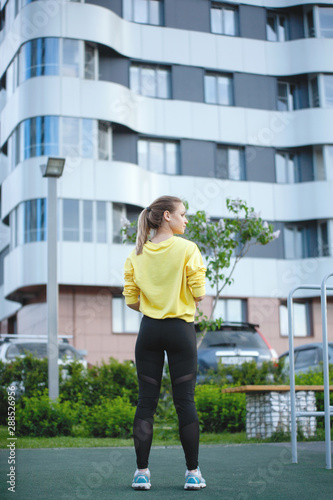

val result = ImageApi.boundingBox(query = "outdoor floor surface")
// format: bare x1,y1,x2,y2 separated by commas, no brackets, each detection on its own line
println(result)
1,441,332,500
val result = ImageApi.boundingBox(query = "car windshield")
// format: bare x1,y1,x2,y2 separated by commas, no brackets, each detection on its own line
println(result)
199,329,268,350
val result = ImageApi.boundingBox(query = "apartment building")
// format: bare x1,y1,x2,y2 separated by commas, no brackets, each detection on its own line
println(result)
0,0,332,365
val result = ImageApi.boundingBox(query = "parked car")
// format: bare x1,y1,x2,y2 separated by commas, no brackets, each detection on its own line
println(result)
0,336,88,369
279,342,333,375
197,322,278,378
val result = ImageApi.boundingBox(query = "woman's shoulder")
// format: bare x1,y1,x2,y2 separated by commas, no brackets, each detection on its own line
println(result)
175,236,197,252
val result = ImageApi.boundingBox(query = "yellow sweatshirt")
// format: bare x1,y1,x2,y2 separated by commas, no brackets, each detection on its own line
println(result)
123,236,206,323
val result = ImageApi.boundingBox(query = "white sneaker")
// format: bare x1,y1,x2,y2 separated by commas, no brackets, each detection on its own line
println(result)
184,467,206,490
132,468,151,490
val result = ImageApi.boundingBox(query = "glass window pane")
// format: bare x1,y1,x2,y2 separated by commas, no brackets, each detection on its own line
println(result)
165,143,177,174
62,117,79,156
278,15,287,41
287,154,296,183
310,78,320,107
319,222,329,256
28,199,37,242
213,299,226,320
44,38,59,76
267,14,277,41
112,297,123,333
293,303,308,337
124,305,141,332
319,7,333,38
211,7,222,34
284,226,294,259
134,0,148,23
157,69,169,98
98,121,109,160
149,141,164,173
130,66,140,92
123,0,132,21
149,0,160,25
277,82,288,111
216,147,228,179
226,299,243,322
138,140,148,169
82,119,94,158
228,149,242,180
224,8,236,36
276,153,287,183
63,199,79,241
141,67,156,97
295,227,304,258
43,116,59,157
113,203,123,243
314,147,325,180
83,200,93,242
62,39,79,77
217,76,232,105
204,75,216,104
17,203,24,246
279,304,288,336
96,201,107,243
324,75,333,107
306,10,315,37
84,43,95,80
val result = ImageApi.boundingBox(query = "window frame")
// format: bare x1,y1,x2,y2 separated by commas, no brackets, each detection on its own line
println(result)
275,150,300,184
266,10,289,42
112,295,142,334
283,224,310,259
123,0,163,26
137,138,179,175
130,63,171,99
216,145,246,181
279,301,312,338
204,72,234,106
213,298,247,322
210,3,238,36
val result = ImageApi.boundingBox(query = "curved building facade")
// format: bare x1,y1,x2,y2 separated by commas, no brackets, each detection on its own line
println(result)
0,0,333,364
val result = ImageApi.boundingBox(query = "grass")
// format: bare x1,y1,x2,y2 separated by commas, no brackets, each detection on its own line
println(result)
0,425,326,450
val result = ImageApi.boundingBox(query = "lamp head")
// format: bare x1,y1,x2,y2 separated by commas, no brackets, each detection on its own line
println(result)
41,157,65,178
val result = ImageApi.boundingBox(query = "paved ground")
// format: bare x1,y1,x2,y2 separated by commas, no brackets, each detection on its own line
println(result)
0,442,332,500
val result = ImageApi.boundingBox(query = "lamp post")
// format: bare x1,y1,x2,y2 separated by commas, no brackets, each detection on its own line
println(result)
41,157,65,400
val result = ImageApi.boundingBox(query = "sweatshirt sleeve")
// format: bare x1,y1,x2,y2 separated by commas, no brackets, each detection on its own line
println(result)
186,245,206,298
122,257,140,305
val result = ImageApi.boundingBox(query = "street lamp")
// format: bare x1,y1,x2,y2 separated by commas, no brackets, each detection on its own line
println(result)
41,157,65,400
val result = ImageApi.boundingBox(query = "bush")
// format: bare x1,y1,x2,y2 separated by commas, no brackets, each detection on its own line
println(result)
84,396,135,438
195,384,246,433
16,392,73,437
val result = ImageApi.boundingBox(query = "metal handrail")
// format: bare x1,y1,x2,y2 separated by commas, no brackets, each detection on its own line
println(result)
288,281,333,469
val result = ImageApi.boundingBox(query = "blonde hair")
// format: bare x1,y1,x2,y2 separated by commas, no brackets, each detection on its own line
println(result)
135,196,183,255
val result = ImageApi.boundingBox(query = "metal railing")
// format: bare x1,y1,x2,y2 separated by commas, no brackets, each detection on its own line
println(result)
287,273,333,469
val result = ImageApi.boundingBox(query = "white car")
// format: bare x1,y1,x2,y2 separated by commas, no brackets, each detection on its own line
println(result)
0,337,88,369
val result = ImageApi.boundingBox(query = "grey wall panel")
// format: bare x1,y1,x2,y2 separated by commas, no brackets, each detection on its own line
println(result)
289,7,305,40
99,50,129,87
113,131,138,163
239,5,266,40
246,222,284,259
234,74,276,110
299,148,314,182
164,0,210,32
172,66,204,102
85,0,122,16
181,140,215,177
245,146,275,183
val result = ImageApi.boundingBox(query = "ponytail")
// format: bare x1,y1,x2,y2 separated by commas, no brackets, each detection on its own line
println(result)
135,196,182,255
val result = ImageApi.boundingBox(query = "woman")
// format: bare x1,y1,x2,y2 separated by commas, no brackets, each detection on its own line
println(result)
123,195,207,491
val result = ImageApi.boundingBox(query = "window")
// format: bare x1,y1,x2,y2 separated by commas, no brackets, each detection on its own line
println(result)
7,116,105,169
324,75,333,107
138,139,179,174
319,7,333,38
84,43,96,80
313,146,326,181
216,146,245,180
83,200,93,242
318,221,330,257
112,296,141,333
305,9,315,38
275,151,300,183
12,198,47,246
284,225,309,259
112,204,124,244
0,246,9,286
23,116,59,160
96,201,107,243
279,302,311,337
62,39,79,77
18,38,59,84
210,4,237,36
130,65,170,98
277,81,298,111
213,298,246,322
266,12,288,41
98,121,111,160
63,199,80,241
204,74,233,105
309,76,320,107
123,0,162,25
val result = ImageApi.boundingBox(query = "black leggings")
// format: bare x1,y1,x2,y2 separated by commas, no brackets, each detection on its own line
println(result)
133,315,199,470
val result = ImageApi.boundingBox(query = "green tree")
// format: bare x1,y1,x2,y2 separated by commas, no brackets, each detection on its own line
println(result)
121,198,279,330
